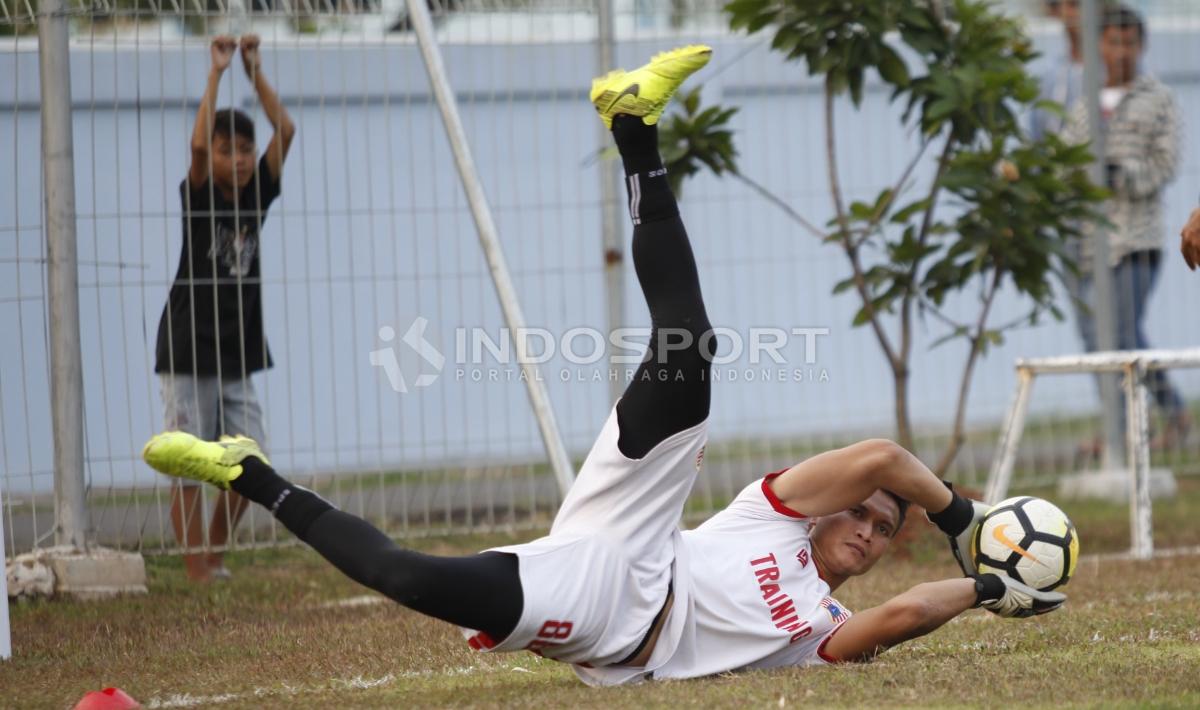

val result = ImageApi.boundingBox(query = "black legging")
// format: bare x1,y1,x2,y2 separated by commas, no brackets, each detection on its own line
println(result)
239,117,711,645
616,211,714,459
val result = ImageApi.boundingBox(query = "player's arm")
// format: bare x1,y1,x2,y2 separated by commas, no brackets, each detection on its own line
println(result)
769,439,951,519
768,439,987,574
241,34,296,182
189,36,237,187
821,578,976,662
822,575,1066,663
1181,206,1200,270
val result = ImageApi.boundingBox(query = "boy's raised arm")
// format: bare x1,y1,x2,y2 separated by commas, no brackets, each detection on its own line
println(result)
241,34,295,182
189,36,237,188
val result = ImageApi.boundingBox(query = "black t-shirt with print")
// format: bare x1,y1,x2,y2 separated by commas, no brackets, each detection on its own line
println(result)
155,155,281,376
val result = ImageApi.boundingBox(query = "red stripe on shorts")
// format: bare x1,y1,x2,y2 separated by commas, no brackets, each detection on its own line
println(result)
467,631,497,651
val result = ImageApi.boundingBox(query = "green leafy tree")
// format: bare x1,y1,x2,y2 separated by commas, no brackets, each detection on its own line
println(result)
664,0,1105,475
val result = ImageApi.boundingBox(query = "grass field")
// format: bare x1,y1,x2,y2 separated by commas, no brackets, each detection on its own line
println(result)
5,483,1200,708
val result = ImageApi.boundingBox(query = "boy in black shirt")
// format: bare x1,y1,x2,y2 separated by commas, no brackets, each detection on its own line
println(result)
154,34,294,582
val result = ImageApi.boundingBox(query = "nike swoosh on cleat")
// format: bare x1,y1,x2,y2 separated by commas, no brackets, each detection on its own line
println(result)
605,83,640,113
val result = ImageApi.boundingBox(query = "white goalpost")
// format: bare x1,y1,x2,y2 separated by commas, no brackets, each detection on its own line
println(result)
984,347,1200,560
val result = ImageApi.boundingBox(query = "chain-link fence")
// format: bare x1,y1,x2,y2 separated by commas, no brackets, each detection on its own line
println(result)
3,0,1199,558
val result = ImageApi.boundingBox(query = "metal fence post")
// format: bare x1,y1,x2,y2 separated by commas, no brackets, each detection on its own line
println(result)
39,0,90,550
405,0,576,498
1,477,10,659
1080,0,1123,465
597,0,627,405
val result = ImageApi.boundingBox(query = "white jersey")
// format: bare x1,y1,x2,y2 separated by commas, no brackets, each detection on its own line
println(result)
655,473,850,679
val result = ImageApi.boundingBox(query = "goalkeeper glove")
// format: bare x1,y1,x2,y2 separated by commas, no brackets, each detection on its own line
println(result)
973,573,1066,618
948,497,990,576
927,482,991,576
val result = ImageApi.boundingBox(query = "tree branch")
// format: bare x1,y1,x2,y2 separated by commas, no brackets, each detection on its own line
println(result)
825,85,898,366
916,293,969,332
933,267,1004,477
899,133,956,376
854,136,933,250
731,171,825,239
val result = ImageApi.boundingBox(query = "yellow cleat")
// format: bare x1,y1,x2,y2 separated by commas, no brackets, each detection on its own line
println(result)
142,432,268,490
590,44,713,129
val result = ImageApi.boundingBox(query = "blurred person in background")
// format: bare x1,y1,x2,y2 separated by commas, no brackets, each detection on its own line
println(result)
1030,0,1084,141
1063,4,1191,452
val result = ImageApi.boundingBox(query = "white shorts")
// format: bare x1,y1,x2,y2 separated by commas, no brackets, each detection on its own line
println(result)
461,405,707,667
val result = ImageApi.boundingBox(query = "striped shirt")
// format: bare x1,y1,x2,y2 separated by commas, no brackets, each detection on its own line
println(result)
1063,74,1182,268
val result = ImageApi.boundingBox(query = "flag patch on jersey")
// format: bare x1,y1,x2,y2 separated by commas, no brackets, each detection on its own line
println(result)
795,548,809,568
695,446,706,470
821,597,849,624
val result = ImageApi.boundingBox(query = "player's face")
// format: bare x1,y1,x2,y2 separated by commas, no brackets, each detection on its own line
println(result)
811,490,899,578
211,131,257,191
1101,25,1142,86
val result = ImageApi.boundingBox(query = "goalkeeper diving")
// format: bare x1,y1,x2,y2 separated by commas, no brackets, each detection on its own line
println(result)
143,45,1065,685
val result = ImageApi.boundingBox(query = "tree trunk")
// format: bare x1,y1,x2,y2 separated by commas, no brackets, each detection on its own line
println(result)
892,362,914,451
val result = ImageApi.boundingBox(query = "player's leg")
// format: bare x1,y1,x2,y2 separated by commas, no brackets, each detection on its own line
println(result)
547,48,713,592
143,432,523,641
607,107,715,459
551,46,713,540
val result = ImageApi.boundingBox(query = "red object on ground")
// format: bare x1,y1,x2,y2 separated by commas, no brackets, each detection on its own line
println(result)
72,687,142,710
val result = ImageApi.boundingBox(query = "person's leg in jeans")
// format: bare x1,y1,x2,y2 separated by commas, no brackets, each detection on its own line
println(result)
1116,251,1190,445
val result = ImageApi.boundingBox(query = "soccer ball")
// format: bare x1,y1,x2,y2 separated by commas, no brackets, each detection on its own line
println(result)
971,496,1079,592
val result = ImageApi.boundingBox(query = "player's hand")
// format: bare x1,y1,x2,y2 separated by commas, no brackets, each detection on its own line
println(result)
240,34,262,76
1181,208,1200,271
975,573,1065,619
947,496,991,576
210,35,237,73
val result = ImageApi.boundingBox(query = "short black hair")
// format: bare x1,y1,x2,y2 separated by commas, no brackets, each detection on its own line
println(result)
884,491,909,533
212,108,256,143
1102,4,1145,44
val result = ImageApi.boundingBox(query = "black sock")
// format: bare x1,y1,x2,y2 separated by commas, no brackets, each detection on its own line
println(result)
927,485,975,537
611,114,677,224
233,460,523,640
232,457,333,539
